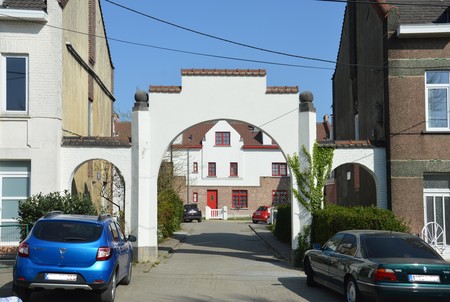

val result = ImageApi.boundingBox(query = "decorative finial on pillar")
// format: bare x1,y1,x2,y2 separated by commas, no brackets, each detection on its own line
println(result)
133,90,149,111
299,91,316,112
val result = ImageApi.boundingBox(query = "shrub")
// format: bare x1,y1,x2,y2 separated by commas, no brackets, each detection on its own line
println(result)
294,224,311,268
311,204,411,245
273,204,292,243
157,189,183,239
17,191,98,239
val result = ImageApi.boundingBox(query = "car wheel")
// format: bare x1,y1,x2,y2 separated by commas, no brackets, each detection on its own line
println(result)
12,284,31,302
345,277,362,302
198,218,202,223
304,258,316,287
252,220,258,224
120,261,132,285
99,271,117,302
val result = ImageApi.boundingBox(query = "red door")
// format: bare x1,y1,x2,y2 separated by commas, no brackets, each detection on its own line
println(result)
207,190,218,209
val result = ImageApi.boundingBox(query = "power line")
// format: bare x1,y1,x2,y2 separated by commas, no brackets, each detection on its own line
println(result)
104,0,338,65
1,6,450,72
0,11,334,71
315,0,450,7
103,0,450,72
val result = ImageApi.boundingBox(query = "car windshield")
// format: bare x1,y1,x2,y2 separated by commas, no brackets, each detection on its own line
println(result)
33,221,103,242
256,206,267,211
362,235,441,259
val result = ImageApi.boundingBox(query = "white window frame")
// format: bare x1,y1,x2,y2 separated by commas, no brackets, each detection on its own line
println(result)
425,71,450,131
423,188,450,248
1,54,29,114
0,168,30,244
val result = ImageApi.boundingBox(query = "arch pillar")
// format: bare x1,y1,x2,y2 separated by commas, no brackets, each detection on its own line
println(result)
131,91,158,262
292,92,317,252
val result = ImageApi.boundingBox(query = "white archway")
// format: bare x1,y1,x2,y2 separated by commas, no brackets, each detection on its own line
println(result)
59,70,388,263
132,69,315,261
60,144,132,230
331,146,387,209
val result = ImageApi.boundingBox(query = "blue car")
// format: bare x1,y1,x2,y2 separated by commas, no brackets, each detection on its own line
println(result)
12,211,136,302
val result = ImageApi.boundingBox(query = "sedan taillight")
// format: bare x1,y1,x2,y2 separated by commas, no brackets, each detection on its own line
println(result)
18,242,29,258
96,247,112,261
373,268,398,282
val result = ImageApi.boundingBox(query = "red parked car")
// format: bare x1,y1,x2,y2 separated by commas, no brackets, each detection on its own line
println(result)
252,206,271,223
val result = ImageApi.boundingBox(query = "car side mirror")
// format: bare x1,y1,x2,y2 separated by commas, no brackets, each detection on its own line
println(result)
127,235,137,242
312,243,322,250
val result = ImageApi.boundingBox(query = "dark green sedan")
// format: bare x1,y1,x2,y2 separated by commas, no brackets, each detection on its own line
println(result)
303,230,450,302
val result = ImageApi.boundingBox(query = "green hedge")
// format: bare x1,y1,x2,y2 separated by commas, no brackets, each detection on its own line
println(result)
157,189,184,239
311,204,411,245
17,191,98,239
273,204,292,243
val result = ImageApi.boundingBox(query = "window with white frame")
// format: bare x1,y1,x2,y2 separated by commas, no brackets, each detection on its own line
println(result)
0,161,30,244
423,173,450,247
426,71,450,130
2,55,28,113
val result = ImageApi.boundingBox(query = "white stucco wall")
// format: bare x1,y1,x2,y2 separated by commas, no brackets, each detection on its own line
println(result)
0,2,63,195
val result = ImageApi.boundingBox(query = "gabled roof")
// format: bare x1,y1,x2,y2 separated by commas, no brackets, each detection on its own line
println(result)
112,118,332,149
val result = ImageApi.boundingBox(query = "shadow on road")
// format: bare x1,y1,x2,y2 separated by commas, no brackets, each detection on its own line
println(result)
278,276,342,301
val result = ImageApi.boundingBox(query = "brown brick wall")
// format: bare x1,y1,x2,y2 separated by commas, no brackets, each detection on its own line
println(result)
178,176,291,217
391,177,423,235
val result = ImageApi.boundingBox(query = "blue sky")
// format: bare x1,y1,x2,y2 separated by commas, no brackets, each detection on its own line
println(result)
101,0,346,122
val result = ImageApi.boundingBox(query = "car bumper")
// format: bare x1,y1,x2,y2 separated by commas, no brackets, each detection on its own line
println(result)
14,257,115,288
183,214,202,220
252,216,268,221
359,280,450,300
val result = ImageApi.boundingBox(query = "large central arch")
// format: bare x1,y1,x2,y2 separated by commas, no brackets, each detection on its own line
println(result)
131,69,316,261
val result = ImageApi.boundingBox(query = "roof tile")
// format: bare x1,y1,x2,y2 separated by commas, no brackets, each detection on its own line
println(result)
181,69,266,76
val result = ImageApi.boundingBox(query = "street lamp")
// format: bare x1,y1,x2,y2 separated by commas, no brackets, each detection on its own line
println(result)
186,134,192,204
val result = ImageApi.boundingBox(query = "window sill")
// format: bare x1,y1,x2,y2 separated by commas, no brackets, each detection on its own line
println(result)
0,113,30,119
214,145,231,147
422,131,450,134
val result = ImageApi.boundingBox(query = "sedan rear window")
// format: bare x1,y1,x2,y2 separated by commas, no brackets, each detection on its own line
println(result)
363,236,440,259
33,221,103,242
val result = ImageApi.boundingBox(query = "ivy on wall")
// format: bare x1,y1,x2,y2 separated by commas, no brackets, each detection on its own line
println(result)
287,142,334,213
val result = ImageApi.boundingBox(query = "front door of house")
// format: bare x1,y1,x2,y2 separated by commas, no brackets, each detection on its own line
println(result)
207,190,218,209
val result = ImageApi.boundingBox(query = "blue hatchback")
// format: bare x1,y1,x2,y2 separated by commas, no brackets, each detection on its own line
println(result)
12,211,136,302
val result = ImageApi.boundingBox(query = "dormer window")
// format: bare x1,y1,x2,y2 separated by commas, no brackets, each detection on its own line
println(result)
215,132,230,146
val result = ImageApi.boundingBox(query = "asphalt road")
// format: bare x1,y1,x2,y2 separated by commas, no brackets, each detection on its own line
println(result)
0,221,342,302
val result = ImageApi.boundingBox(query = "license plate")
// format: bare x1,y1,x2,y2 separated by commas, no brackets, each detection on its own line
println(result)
408,274,440,283
45,273,77,281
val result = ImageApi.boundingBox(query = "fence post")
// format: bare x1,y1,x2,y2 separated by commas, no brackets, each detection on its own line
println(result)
223,206,228,220
205,206,211,220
